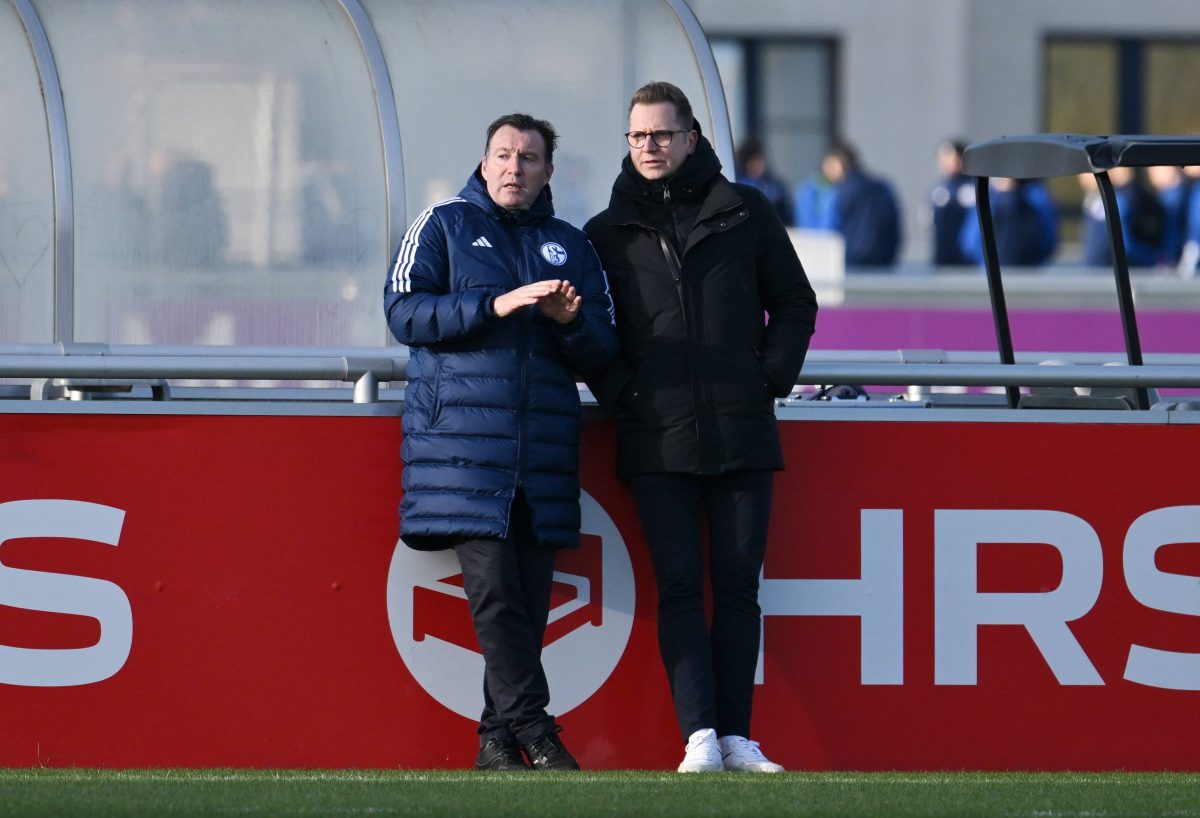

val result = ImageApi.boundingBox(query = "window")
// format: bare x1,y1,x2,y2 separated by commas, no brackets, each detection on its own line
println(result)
1044,37,1200,241
710,36,837,196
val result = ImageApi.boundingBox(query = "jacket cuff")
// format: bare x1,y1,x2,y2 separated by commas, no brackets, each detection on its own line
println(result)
554,311,584,334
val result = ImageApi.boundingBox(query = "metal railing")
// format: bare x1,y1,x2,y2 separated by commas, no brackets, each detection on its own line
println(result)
5,344,1200,406
0,344,405,403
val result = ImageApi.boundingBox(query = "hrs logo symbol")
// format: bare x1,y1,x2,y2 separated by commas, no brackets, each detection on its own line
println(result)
386,491,635,718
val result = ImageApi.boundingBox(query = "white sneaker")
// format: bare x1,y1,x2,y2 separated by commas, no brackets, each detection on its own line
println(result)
719,735,785,772
677,728,723,772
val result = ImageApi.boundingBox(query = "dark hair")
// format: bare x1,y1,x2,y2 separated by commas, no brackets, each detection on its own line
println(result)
484,113,558,165
938,139,967,157
629,81,695,130
826,138,859,172
735,136,766,169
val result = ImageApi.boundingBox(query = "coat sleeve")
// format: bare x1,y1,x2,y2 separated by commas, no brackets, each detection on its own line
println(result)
383,206,495,347
756,197,819,397
579,220,635,416
550,240,618,379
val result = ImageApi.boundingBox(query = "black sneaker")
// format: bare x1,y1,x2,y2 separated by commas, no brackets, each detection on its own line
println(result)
474,736,531,772
523,726,580,771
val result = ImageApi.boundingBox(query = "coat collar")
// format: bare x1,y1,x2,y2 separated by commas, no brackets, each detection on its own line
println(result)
460,167,555,225
612,127,722,206
598,164,743,231
594,126,743,229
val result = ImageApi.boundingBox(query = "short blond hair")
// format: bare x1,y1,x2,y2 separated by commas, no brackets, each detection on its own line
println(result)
629,81,694,130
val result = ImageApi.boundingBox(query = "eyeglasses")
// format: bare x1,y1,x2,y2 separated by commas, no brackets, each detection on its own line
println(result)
625,129,690,148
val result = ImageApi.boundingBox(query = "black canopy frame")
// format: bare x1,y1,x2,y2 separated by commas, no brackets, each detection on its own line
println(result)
961,134,1200,409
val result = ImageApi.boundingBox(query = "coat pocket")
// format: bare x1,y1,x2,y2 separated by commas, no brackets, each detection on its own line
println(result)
428,359,445,429
709,348,773,417
624,341,692,430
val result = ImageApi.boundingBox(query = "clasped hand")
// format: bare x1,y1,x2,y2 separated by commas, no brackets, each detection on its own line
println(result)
493,280,581,324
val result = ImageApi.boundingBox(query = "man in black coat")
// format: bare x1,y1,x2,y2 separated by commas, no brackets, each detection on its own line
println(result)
585,82,817,773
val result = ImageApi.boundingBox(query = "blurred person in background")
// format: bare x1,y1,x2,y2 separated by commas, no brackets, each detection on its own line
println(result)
1147,164,1190,267
735,136,793,226
820,139,902,268
928,139,974,266
1176,166,1200,275
792,167,836,230
153,154,228,269
1078,168,1164,269
959,177,1058,267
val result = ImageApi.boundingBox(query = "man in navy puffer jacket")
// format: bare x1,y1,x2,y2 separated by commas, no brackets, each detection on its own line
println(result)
384,113,616,771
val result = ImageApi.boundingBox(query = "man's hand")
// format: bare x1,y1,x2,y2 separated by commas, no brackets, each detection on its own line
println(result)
537,280,581,325
493,280,581,325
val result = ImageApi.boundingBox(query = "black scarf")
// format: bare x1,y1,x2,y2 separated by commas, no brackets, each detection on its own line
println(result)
612,122,723,255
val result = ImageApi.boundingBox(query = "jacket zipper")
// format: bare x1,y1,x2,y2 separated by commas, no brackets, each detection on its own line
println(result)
511,226,531,537
654,230,705,462
656,233,687,333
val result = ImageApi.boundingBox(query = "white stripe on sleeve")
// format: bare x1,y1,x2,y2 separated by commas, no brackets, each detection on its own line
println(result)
390,197,465,293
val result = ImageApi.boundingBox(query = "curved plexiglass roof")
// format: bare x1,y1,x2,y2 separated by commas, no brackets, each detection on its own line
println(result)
0,0,730,347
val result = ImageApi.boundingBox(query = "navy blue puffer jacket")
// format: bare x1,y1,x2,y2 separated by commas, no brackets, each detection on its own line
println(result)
384,169,616,549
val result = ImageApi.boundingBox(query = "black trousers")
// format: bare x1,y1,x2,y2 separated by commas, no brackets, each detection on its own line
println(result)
629,470,773,742
452,494,557,746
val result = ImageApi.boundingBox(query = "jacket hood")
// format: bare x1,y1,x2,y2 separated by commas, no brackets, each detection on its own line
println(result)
612,118,723,205
462,166,555,224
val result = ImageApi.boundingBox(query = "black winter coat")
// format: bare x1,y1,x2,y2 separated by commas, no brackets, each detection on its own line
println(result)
584,134,817,477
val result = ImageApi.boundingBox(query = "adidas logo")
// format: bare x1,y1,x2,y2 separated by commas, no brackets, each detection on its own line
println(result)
471,236,493,248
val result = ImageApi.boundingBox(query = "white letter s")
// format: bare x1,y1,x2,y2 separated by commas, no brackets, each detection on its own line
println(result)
0,500,132,687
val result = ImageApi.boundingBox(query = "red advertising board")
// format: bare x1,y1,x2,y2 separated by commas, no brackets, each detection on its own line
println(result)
0,412,1197,770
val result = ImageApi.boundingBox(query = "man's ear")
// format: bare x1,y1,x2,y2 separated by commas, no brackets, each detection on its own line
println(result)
687,130,699,155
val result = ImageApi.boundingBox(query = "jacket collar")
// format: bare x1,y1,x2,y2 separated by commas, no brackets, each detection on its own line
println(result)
613,126,722,205
460,167,554,225
599,132,742,229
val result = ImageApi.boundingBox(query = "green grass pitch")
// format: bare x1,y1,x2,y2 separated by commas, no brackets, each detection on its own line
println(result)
0,770,1198,817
